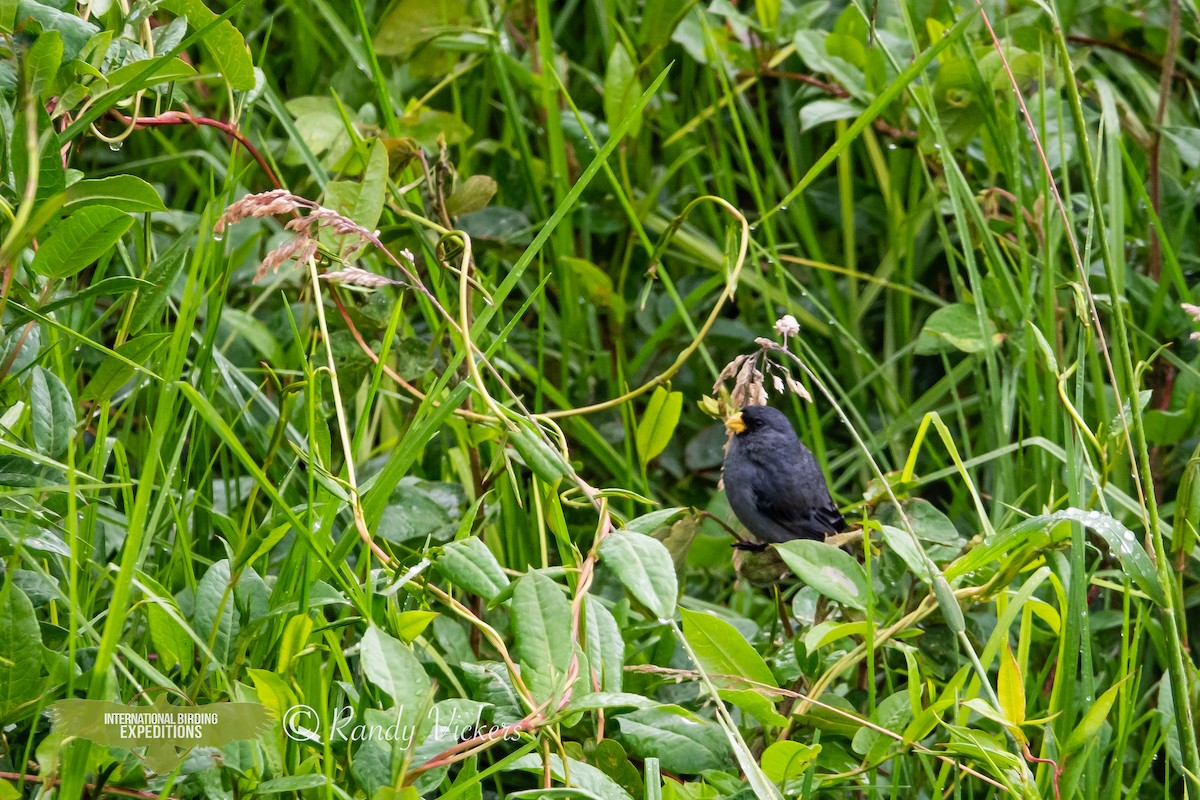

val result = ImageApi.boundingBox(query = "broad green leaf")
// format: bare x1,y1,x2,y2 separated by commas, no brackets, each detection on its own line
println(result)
14,1,99,60
680,607,777,688
395,610,438,643
775,540,869,610
804,620,869,653
374,0,468,55
615,706,732,774
507,754,632,800
621,506,686,534
30,206,134,279
562,257,625,322
436,538,509,601
604,44,642,139
323,138,388,232
99,56,197,95
0,581,44,720
28,366,74,458
508,425,570,485
511,571,572,704
192,559,238,665
25,28,62,100
718,688,787,727
146,601,193,678
878,524,932,583
64,175,166,212
1064,679,1126,755
446,174,498,216
635,386,682,467
157,0,255,89
130,237,190,333
255,775,329,793
80,333,170,402
566,692,658,712
599,530,677,619
998,644,1026,735
915,303,998,355
584,595,624,692
761,740,820,783
361,625,432,705
800,98,864,132
40,276,156,315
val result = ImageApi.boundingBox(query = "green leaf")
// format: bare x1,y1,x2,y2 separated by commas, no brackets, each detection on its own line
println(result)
775,540,869,610
635,386,682,467
146,601,194,679
680,607,778,688
615,706,732,774
998,644,1026,735
323,138,388,232
255,775,329,793
361,625,432,706
598,530,678,619
129,236,190,333
80,333,170,402
156,0,255,89
14,1,99,60
508,425,570,485
760,740,820,783
39,276,156,316
100,56,198,95
25,28,62,100
511,571,573,704
192,559,237,664
1064,679,1126,755
30,206,134,279
799,98,864,132
436,538,509,601
718,688,787,727
0,580,44,720
64,175,166,212
915,303,998,355
878,524,933,583
584,595,624,692
563,257,625,321
622,507,686,534
604,43,642,139
446,174,498,216
28,366,74,458
395,610,438,643
565,692,657,712
507,754,632,800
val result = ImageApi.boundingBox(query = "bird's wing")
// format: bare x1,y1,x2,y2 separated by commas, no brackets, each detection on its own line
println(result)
753,451,844,539
195,703,276,747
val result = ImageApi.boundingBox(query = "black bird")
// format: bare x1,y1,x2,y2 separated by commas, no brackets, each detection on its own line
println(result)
722,405,845,547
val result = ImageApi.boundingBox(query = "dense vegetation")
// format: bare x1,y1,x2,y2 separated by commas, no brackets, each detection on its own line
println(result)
2,0,1199,798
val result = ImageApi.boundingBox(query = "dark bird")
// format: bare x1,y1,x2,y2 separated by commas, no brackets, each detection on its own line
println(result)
722,405,845,546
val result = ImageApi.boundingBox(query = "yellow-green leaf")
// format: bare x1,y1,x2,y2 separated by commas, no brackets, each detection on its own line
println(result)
636,386,682,467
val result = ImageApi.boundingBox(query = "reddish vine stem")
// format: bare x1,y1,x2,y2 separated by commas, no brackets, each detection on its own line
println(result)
108,110,281,189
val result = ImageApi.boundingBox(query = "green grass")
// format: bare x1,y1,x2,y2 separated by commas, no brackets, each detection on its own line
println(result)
2,0,1199,798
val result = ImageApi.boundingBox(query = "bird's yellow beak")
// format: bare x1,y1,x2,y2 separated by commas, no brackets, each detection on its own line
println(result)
724,412,746,434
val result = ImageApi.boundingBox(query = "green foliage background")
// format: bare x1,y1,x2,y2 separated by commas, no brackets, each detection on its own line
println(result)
1,0,1200,798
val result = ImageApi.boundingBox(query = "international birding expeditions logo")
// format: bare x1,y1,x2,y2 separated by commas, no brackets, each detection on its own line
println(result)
47,689,273,775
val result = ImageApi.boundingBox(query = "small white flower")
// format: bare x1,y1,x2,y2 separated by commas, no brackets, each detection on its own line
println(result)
774,314,800,338
1183,303,1200,322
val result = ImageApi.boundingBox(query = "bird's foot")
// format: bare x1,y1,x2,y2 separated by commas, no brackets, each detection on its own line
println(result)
732,540,770,552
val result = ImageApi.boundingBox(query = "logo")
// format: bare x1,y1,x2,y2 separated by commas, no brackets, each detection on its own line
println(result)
48,691,273,775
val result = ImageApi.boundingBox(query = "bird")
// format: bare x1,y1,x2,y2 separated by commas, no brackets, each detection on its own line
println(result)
722,404,845,548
